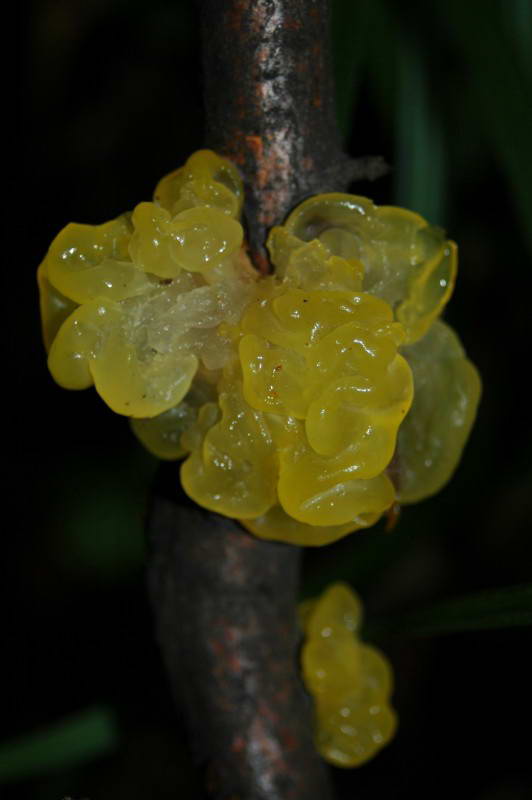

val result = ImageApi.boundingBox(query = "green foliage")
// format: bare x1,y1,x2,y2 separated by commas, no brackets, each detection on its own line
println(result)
394,38,445,225
370,583,532,638
332,0,532,249
438,0,532,252
0,707,117,783
46,441,157,580
330,0,370,141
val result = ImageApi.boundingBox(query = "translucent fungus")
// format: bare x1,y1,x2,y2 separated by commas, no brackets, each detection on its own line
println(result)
394,320,481,503
300,583,397,767
280,193,457,344
38,149,480,545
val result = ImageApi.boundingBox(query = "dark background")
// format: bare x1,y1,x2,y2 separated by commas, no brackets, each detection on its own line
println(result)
8,0,531,797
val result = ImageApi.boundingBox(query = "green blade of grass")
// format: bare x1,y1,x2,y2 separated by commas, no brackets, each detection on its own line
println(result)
369,583,532,639
0,706,118,783
331,0,371,142
395,37,446,225
436,0,532,254
507,0,532,79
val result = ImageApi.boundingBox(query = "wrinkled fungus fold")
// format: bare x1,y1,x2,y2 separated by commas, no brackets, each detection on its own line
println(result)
299,583,397,767
38,149,480,545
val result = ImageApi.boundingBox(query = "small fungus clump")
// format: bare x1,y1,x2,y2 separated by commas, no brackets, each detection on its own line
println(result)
300,582,397,767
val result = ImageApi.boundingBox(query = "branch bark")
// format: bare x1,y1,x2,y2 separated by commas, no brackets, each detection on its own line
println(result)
201,0,385,272
148,1,372,797
149,490,332,799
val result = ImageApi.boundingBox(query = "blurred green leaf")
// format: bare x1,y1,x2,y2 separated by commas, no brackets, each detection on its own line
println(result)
507,0,532,79
0,706,117,783
436,0,532,253
333,0,448,224
370,583,532,638
363,0,398,129
331,0,371,141
47,440,158,580
395,37,446,225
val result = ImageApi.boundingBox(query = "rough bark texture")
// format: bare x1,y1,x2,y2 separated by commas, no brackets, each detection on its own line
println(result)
201,0,386,272
149,489,332,799
147,1,373,797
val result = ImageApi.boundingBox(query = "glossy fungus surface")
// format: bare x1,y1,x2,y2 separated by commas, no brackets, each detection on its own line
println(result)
300,582,397,767
39,150,480,545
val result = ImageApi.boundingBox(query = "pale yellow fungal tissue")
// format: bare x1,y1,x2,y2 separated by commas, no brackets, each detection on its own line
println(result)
38,150,480,545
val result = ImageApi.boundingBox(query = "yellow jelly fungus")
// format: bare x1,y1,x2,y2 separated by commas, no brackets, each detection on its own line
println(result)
300,582,397,768
130,375,219,460
281,193,457,344
154,148,244,219
38,149,480,546
37,261,77,351
394,320,481,503
241,504,380,547
129,203,243,278
181,369,278,518
46,214,155,305
131,402,197,461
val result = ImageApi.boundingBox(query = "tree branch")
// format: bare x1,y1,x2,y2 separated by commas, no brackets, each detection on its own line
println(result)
147,1,372,796
201,0,379,272
148,490,332,799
